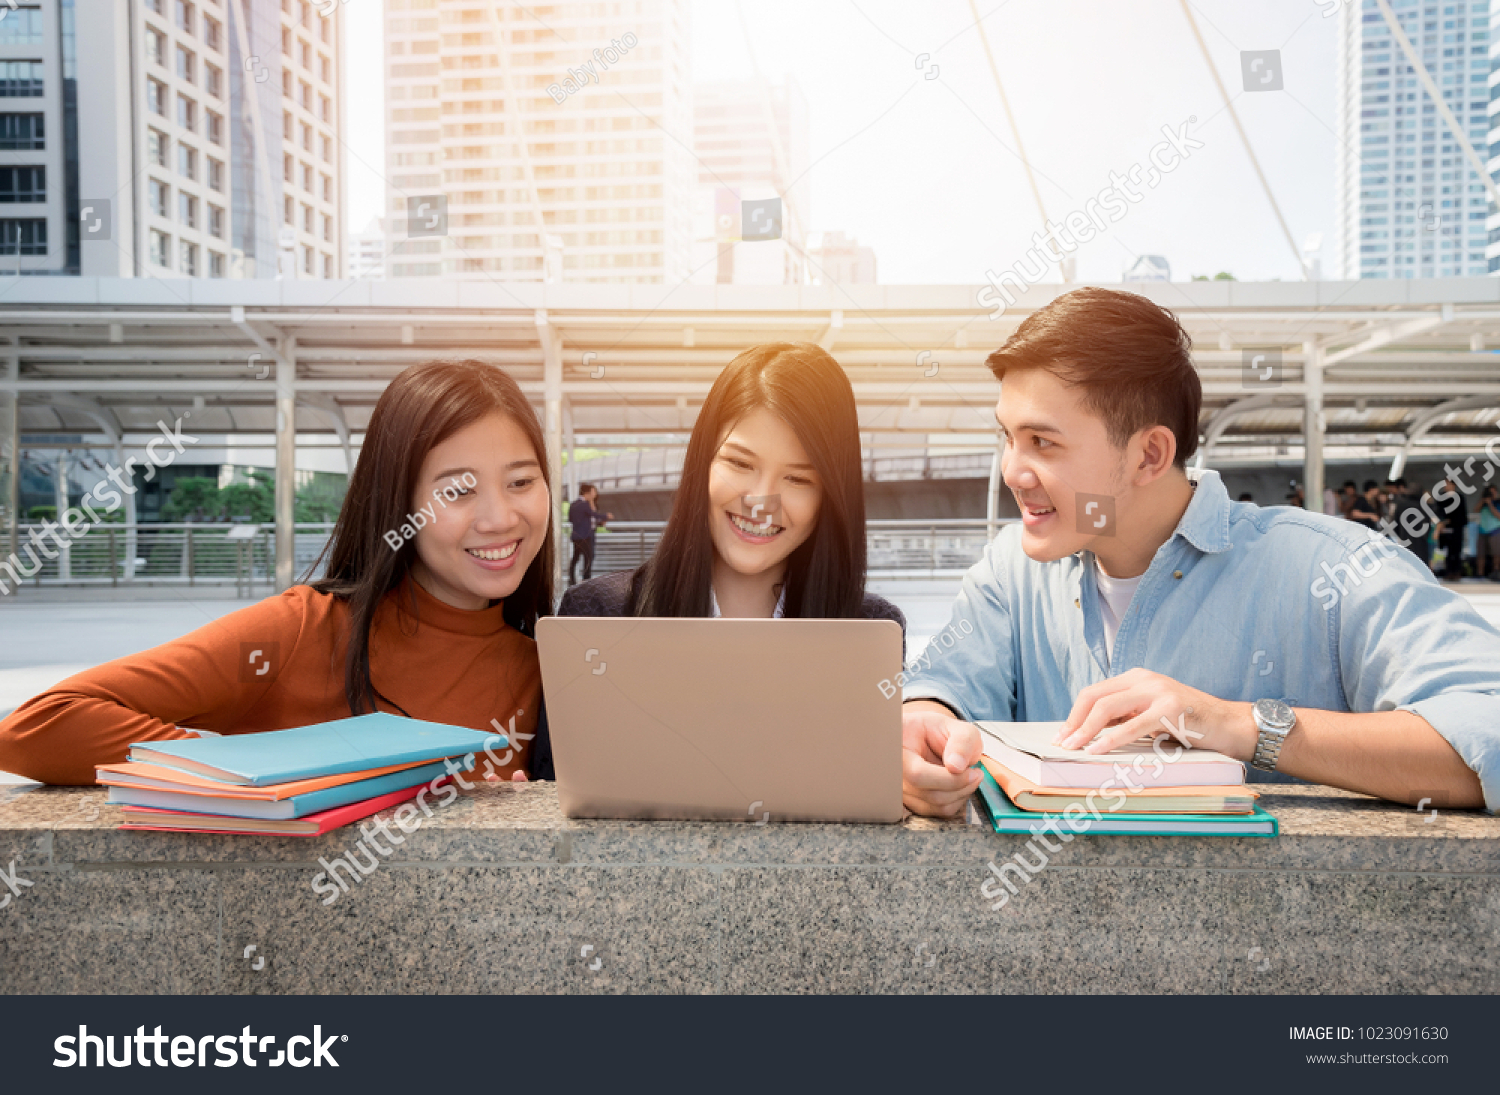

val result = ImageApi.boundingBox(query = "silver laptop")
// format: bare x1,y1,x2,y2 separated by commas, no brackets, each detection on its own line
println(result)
537,616,905,822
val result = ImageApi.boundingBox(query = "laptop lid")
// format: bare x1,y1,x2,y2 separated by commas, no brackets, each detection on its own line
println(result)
537,617,905,823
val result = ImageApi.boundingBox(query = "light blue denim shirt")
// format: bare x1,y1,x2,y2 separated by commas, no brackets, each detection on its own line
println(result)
902,469,1500,812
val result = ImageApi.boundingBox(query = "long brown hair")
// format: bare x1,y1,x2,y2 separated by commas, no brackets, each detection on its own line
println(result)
630,342,866,618
309,360,554,715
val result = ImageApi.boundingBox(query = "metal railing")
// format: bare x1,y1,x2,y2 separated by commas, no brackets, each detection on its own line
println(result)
0,517,1016,594
575,518,1015,578
0,523,336,595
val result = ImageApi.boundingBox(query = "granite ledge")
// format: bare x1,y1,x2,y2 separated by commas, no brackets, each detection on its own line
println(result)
0,782,1494,874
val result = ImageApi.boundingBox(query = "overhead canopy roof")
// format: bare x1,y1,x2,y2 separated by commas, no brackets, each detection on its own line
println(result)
3,276,1499,452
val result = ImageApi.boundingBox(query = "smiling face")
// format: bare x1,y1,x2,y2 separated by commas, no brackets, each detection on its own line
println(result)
407,410,551,611
996,368,1132,563
706,406,823,580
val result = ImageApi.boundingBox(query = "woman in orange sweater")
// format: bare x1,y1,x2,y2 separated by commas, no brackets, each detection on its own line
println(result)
0,360,554,785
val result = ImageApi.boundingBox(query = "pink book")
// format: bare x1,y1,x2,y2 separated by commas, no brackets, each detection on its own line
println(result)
117,780,440,836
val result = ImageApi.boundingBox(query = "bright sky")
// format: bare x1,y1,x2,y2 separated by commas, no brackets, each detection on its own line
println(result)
345,0,1345,283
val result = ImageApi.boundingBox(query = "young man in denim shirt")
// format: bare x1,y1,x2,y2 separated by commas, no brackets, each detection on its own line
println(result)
902,287,1498,817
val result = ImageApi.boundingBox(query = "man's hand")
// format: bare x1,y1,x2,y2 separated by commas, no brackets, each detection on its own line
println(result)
902,701,983,817
1052,668,1255,761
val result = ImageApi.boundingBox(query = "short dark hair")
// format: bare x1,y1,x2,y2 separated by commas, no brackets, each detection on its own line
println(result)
1362,480,1378,493
579,483,596,496
1341,480,1357,491
985,287,1200,467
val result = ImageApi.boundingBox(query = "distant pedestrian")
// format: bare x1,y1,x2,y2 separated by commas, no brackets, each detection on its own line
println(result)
1338,480,1358,520
1393,482,1432,569
1476,485,1500,581
567,483,613,586
1348,480,1382,531
1435,478,1469,580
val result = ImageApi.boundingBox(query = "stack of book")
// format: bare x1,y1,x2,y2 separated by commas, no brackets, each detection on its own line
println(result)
973,721,1277,836
96,713,503,836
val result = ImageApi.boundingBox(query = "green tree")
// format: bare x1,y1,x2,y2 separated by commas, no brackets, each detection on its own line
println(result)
161,477,223,521
220,469,274,522
295,473,347,522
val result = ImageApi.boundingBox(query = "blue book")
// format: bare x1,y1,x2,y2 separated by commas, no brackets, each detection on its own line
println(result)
975,764,1278,837
106,758,464,820
128,712,505,787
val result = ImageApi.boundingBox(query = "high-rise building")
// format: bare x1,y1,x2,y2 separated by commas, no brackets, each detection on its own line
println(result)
0,0,345,278
1124,254,1170,282
382,0,693,283
1334,0,1490,279
808,231,875,284
690,77,809,285
347,214,385,279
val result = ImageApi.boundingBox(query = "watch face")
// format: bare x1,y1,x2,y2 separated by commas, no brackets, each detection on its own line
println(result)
1255,697,1295,730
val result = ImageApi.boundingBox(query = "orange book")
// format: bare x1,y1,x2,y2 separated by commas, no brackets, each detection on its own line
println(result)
980,756,1258,814
96,758,432,801
117,782,432,836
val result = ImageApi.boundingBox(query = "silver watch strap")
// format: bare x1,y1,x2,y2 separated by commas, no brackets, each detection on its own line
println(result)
1250,729,1284,772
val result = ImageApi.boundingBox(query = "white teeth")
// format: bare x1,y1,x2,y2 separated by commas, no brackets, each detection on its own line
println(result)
467,543,518,561
730,512,782,536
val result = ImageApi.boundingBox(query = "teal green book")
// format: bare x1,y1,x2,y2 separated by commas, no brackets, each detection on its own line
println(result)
104,758,462,820
974,765,1278,837
128,712,502,787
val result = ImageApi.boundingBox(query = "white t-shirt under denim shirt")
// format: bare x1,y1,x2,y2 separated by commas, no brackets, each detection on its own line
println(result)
1094,566,1144,663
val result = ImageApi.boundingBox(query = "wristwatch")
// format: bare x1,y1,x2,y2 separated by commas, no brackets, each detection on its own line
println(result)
1250,698,1296,772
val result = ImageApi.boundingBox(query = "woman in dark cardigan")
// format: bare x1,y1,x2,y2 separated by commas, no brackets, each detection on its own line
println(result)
527,342,904,779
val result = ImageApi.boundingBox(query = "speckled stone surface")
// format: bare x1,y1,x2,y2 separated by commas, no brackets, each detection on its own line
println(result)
0,782,1495,994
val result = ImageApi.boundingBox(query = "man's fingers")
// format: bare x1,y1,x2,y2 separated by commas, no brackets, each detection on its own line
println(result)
903,788,971,818
904,746,980,793
1060,690,1147,750
1081,709,1164,755
902,749,981,819
510,770,529,782
941,721,983,773
1055,670,1154,740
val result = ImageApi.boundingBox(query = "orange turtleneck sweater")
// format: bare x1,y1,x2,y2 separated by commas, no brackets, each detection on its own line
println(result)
0,579,542,785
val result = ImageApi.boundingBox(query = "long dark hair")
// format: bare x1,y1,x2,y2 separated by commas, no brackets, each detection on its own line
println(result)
630,342,866,618
309,360,554,715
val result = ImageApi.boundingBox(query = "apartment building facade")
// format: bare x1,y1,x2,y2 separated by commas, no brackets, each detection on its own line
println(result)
1335,0,1491,279
383,0,692,282
0,0,345,278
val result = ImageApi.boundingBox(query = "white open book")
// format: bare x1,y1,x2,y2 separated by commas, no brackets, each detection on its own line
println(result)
975,721,1246,789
